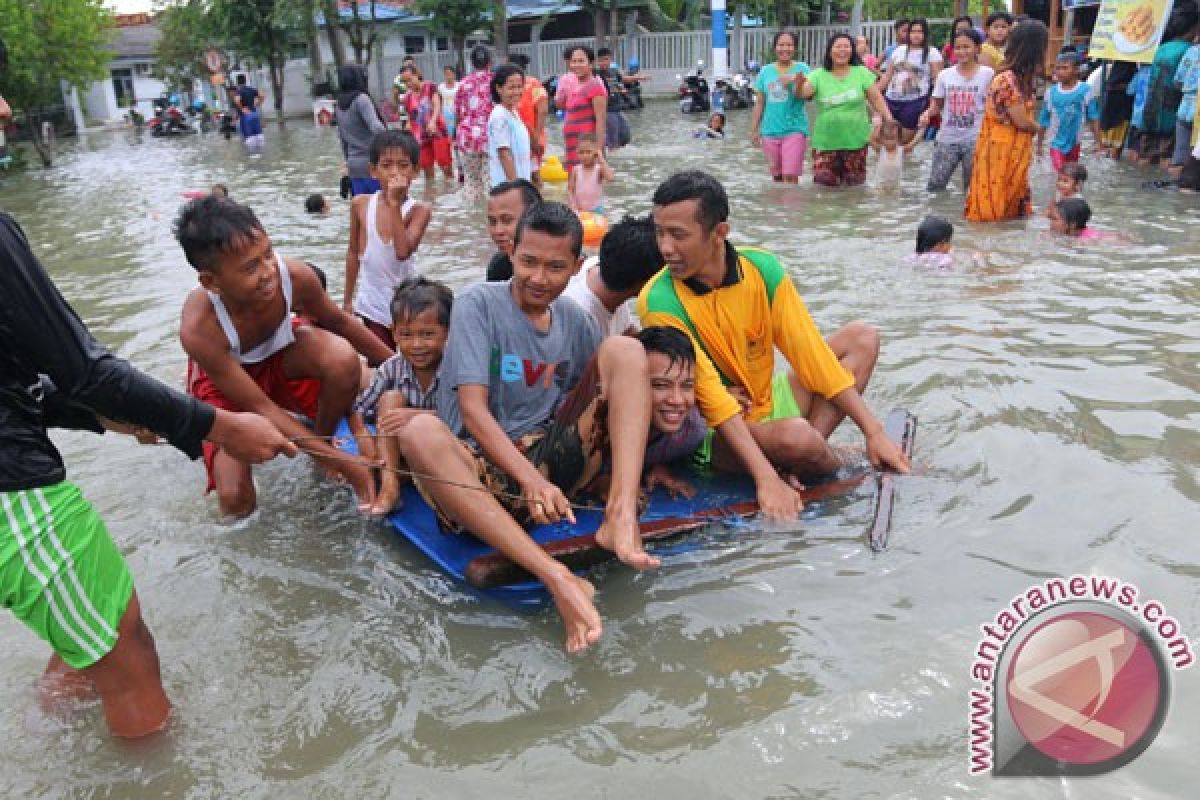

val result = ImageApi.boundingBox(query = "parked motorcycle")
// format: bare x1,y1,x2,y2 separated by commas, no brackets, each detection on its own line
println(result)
677,61,711,114
714,72,753,111
148,96,195,137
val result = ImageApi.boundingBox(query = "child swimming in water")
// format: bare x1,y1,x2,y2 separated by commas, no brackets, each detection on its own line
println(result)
694,111,726,139
1055,163,1087,203
348,276,453,515
905,214,956,269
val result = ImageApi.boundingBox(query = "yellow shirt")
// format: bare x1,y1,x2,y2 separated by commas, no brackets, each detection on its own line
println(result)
637,246,855,428
982,42,1005,69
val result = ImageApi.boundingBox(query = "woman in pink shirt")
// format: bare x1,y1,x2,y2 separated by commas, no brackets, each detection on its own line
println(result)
560,46,607,168
454,45,495,202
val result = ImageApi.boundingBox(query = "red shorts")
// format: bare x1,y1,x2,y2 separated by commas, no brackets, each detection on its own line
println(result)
1050,145,1080,172
186,346,320,493
419,135,452,170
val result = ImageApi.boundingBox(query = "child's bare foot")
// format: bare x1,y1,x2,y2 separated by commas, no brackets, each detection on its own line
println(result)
337,461,376,512
595,510,660,571
369,477,403,516
544,569,603,653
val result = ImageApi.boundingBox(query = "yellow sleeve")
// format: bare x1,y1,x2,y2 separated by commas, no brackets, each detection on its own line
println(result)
770,279,855,400
638,308,742,428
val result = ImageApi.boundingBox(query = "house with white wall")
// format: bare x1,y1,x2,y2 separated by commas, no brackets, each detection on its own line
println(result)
80,13,170,124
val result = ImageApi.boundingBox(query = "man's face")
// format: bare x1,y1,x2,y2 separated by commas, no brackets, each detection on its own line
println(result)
597,54,612,71
653,199,721,284
510,228,580,313
486,189,528,255
200,229,278,306
647,352,695,434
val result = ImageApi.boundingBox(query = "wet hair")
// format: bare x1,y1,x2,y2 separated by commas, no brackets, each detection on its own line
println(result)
597,47,613,58
597,215,663,292
305,193,327,213
1056,198,1091,231
509,53,531,69
908,18,932,63
636,326,696,370
1001,20,1049,95
174,195,265,272
567,45,595,64
488,178,542,208
305,261,328,291
955,28,984,47
390,276,454,327
708,111,726,128
772,30,799,50
490,63,525,103
915,215,954,254
986,11,1014,28
369,129,419,165
822,33,863,70
513,201,584,258
210,183,229,198
1061,163,1088,184
470,45,491,71
652,170,729,232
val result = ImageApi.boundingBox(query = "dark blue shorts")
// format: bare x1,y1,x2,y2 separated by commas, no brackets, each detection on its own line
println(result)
350,177,381,196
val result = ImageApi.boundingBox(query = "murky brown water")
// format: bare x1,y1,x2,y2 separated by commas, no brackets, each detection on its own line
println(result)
1,105,1197,798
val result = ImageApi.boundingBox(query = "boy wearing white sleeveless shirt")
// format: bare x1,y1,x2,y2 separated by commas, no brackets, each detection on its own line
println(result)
345,130,433,348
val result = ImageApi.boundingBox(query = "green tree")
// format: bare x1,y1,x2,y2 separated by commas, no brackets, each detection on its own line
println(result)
0,0,114,166
414,0,490,70
337,0,383,65
211,0,305,114
154,0,225,95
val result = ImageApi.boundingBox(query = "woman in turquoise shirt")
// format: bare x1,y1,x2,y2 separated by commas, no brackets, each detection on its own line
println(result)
749,31,812,183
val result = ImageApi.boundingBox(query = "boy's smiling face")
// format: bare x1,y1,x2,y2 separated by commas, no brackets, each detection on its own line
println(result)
392,307,448,372
510,228,581,315
647,352,695,434
199,228,279,306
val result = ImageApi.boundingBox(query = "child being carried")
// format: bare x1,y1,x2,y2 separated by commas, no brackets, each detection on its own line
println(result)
348,277,454,515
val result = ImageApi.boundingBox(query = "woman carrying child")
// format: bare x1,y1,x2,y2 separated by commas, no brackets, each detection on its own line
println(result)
965,20,1047,222
922,28,994,191
397,64,454,185
750,30,813,183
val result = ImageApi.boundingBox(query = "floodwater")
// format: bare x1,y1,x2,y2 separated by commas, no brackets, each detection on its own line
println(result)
1,105,1198,798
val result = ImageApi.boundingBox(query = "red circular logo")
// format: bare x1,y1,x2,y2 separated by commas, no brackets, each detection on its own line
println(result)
1005,611,1163,766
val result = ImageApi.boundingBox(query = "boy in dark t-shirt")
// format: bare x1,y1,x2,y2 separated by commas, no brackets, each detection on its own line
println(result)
394,202,656,654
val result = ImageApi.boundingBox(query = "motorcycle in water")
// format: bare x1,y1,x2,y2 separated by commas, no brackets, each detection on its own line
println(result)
148,96,195,137
713,71,753,111
677,61,711,114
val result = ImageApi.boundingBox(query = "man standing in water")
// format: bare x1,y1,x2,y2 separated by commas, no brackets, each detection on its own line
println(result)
0,211,295,737
638,171,910,515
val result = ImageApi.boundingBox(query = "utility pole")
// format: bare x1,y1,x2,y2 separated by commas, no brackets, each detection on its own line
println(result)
711,0,728,79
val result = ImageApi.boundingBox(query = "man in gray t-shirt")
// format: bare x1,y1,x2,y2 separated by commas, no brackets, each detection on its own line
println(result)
437,281,600,442
392,202,657,655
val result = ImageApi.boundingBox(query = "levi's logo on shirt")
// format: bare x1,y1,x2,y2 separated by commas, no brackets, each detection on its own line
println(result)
490,346,564,388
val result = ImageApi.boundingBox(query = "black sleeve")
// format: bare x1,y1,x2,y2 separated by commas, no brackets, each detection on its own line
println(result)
37,375,104,434
486,252,513,282
0,212,216,458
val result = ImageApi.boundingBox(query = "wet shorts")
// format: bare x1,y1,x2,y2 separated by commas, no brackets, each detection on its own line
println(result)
1050,145,1080,173
761,132,808,178
186,319,321,492
1,482,132,669
812,147,869,187
419,134,453,170
418,355,609,531
693,372,802,468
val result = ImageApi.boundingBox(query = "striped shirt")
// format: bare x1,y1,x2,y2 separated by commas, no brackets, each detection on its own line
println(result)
352,353,438,424
562,76,606,168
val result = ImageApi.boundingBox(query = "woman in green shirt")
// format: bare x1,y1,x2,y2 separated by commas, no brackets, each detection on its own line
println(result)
749,31,812,183
800,33,894,186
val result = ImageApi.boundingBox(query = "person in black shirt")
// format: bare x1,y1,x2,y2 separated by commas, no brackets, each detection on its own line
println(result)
485,178,542,281
0,211,294,738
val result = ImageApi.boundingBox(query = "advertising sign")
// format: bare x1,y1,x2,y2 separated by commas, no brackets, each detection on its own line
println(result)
1089,0,1175,63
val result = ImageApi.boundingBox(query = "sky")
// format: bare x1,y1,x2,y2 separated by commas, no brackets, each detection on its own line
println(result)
109,0,155,13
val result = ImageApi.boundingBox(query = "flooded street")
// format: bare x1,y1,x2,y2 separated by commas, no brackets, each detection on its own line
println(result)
1,104,1198,798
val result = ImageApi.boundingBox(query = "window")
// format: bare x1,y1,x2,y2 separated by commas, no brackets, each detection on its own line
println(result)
404,36,426,54
111,68,134,108
436,37,449,52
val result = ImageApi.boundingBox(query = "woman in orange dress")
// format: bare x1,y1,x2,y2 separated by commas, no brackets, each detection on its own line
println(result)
965,20,1048,222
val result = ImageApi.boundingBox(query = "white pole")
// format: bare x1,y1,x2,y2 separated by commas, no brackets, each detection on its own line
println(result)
711,0,728,79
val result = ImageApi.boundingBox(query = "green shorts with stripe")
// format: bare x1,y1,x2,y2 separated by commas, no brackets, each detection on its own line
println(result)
1,482,132,669
693,372,803,468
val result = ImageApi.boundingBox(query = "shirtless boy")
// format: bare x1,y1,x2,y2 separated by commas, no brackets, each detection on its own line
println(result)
392,202,655,652
638,171,910,519
177,196,395,516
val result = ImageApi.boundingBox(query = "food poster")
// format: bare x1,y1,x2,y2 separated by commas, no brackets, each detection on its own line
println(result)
1089,0,1175,62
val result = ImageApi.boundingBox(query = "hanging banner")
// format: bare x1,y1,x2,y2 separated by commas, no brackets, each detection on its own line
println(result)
1089,0,1175,63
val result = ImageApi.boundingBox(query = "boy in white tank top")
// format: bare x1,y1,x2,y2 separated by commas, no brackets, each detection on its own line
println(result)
345,130,433,349
177,196,394,517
